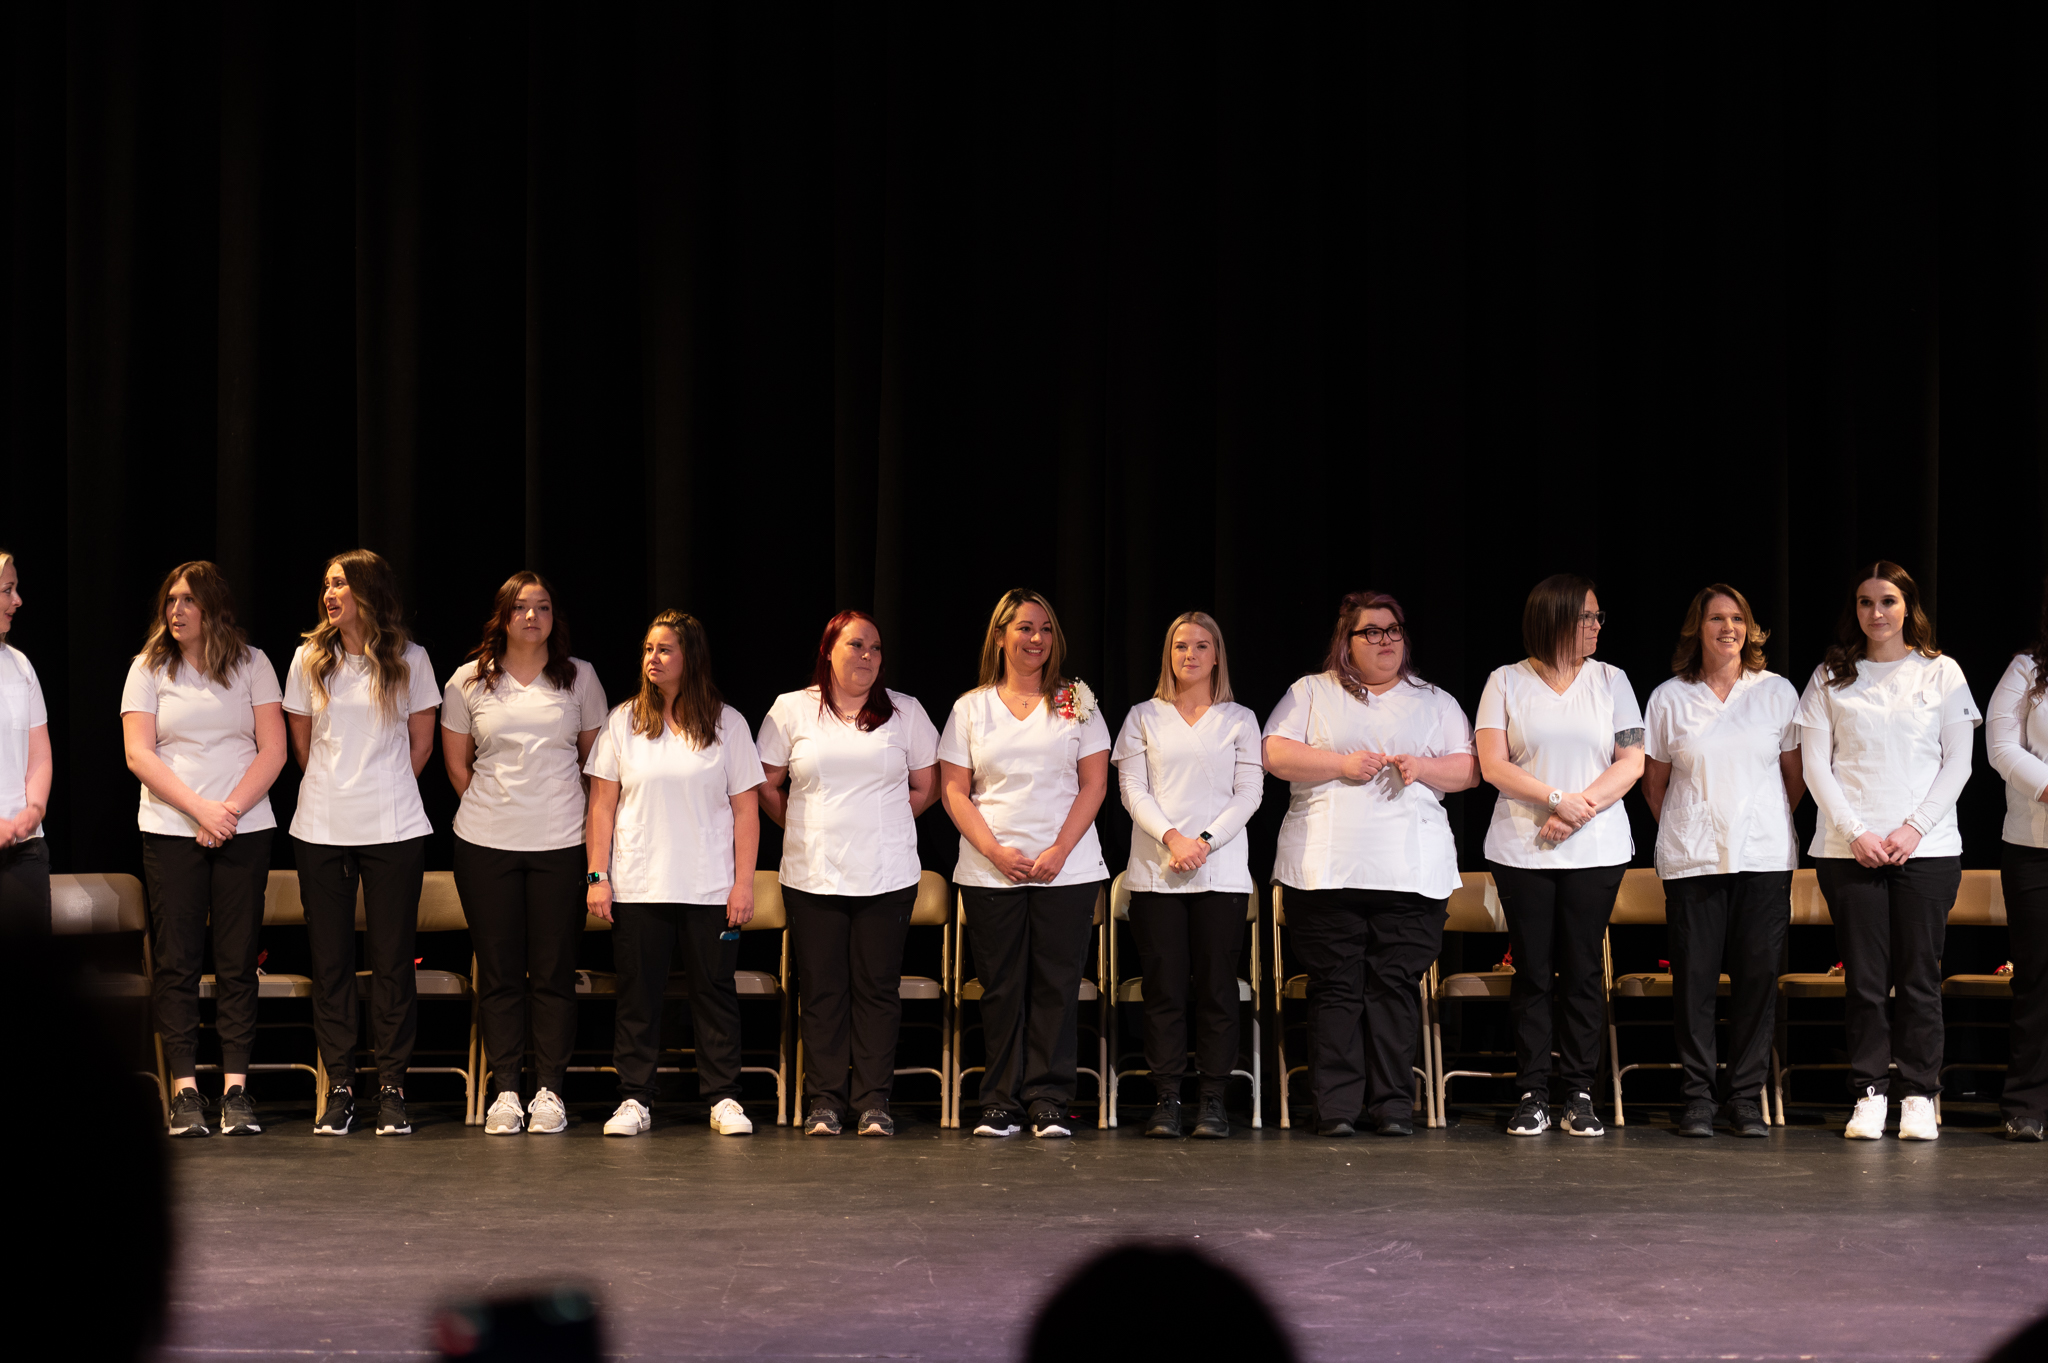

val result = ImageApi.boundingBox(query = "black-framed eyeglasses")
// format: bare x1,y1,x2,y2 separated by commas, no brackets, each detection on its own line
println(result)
1350,625,1405,644
1579,611,1608,626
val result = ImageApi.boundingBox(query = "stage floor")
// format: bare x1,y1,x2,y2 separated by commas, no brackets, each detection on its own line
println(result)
160,1098,2048,1362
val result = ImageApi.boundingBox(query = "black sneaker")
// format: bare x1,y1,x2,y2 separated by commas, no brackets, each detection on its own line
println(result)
1561,1090,1605,1137
2005,1115,2046,1142
1315,1117,1356,1137
1676,1097,1716,1138
375,1086,411,1136
1030,1108,1073,1139
167,1087,211,1138
219,1084,262,1136
1143,1094,1184,1139
1507,1091,1551,1136
1374,1113,1414,1137
804,1104,843,1137
314,1087,354,1136
856,1107,894,1137
973,1106,1023,1137
1727,1097,1770,1138
1191,1095,1230,1140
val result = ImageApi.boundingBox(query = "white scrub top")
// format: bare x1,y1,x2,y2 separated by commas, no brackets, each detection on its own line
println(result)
442,658,609,852
121,649,284,837
1111,697,1262,895
0,644,48,839
1643,671,1799,879
1795,653,1980,860
585,703,765,906
755,687,938,897
936,687,1111,890
283,642,441,846
1988,654,2048,850
1475,659,1643,870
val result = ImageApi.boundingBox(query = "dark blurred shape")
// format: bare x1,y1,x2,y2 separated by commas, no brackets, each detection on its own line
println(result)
436,1285,601,1361
1984,1308,2048,1361
1025,1244,1296,1362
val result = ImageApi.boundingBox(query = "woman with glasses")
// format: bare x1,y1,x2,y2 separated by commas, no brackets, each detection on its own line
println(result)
1475,574,1644,1138
1262,592,1477,1137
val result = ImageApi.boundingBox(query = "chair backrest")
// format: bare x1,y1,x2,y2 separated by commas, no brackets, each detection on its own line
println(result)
49,873,148,936
911,869,950,926
1788,867,1830,925
264,869,313,927
1443,872,1505,933
417,871,468,931
1608,868,1667,925
1950,868,2006,926
749,870,788,931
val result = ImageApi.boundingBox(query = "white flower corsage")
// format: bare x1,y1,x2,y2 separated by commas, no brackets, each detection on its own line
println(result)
1052,679,1097,725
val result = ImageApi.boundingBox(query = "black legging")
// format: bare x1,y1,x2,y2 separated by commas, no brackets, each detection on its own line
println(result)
2001,843,2048,1121
142,829,272,1076
1490,861,1627,1095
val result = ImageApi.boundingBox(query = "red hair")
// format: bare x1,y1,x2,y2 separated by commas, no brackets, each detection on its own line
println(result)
812,610,895,731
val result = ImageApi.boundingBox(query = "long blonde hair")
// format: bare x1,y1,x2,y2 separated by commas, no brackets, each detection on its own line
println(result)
299,549,413,718
140,561,251,686
1153,611,1234,703
973,588,1071,706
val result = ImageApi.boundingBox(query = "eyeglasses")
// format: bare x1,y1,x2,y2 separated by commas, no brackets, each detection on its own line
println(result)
1579,611,1608,626
1350,625,1405,645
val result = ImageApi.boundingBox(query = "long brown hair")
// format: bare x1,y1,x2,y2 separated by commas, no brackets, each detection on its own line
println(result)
1822,560,1939,689
812,609,895,731
1670,583,1770,683
972,588,1071,704
629,609,724,749
2024,577,2048,713
463,570,578,693
299,549,413,717
1153,610,1235,703
139,561,251,686
1323,589,1425,698
1523,573,1598,669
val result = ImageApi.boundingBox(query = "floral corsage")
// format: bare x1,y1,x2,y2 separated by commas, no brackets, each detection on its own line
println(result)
1052,679,1097,724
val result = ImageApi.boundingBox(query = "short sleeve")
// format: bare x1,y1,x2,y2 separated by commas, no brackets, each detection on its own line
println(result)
1430,690,1476,757
282,647,313,715
1110,705,1148,764
1939,658,1984,729
1261,677,1314,743
1606,666,1644,733
1076,709,1112,759
440,665,476,735
1643,687,1673,763
755,694,799,768
245,649,283,707
899,695,939,768
406,647,440,713
584,713,622,781
1793,666,1833,732
722,708,766,795
1474,668,1508,732
936,697,975,768
1774,678,1800,752
119,657,159,716
575,662,608,731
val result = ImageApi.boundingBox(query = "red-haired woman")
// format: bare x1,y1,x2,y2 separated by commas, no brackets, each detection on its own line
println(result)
0,550,52,937
1797,562,1978,1141
757,611,939,1137
443,572,608,1136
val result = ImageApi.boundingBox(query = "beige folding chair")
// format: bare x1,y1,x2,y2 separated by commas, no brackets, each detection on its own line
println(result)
54,872,167,1120
1103,870,1262,1129
1938,870,2011,1118
1426,873,1507,1127
1772,868,1846,1125
348,871,480,1124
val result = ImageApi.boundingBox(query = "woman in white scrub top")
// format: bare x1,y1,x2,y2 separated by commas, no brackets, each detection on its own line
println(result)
284,549,442,1139
1798,562,1978,1142
1642,584,1803,1140
443,571,607,1137
0,550,52,936
758,610,938,1139
938,589,1110,1141
1985,586,2048,1142
1475,574,1645,1139
1264,591,1477,1139
1113,611,1263,1141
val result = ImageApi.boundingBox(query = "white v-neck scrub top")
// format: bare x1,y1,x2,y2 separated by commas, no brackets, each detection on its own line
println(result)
1988,654,2048,850
442,658,609,852
1643,671,1799,878
0,644,48,839
283,642,441,846
585,704,766,906
1796,654,1980,860
755,687,939,897
1476,659,1643,869
936,687,1111,890
1111,697,1263,895
121,649,284,837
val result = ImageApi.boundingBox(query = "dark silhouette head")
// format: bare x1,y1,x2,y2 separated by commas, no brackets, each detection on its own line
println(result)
1025,1244,1295,1362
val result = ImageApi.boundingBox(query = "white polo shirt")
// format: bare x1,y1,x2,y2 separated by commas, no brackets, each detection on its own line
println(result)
1988,654,2048,850
1476,659,1642,870
283,642,440,846
1796,654,1980,860
1263,672,1472,898
0,644,48,839
585,703,765,905
1111,697,1263,895
1643,670,1799,879
120,649,284,837
936,687,1111,889
756,687,938,897
442,658,609,852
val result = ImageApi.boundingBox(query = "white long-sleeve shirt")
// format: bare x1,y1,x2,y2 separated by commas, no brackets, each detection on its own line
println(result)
1794,653,1980,859
1110,698,1262,894
1985,653,2048,849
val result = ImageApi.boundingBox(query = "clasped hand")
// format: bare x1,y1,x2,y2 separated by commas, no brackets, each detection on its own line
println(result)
1339,750,1425,787
992,843,1069,884
1851,827,1921,869
1162,829,1209,874
1539,792,1598,845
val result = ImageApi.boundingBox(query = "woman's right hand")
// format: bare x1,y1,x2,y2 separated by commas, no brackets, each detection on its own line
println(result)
1338,750,1388,782
1538,815,1579,844
192,799,240,847
1850,831,1894,869
586,880,614,922
1552,792,1597,828
1162,829,1209,872
990,843,1037,884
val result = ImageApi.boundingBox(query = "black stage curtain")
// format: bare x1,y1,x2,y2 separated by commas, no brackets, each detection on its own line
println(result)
5,4,2048,887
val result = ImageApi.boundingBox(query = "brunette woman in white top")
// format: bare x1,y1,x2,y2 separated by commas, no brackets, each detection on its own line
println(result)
284,549,442,1138
0,550,52,936
1985,584,2048,1142
938,589,1110,1140
1264,591,1478,1137
443,572,608,1136
1112,611,1263,1140
121,562,287,1137
585,610,764,1138
1798,562,1979,1141
1642,584,1803,1139
758,610,939,1138
1476,574,1645,1138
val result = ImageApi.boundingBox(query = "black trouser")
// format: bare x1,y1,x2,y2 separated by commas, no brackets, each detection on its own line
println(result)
0,836,50,936
2001,843,2048,1121
1816,854,1961,1098
961,880,1103,1116
1128,890,1245,1100
296,836,426,1090
142,829,273,1077
453,837,586,1096
787,883,915,1115
1491,861,1627,1095
1284,885,1444,1123
612,902,743,1105
1663,870,1789,1105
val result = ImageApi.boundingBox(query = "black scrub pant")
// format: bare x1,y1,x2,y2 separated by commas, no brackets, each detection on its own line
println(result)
1663,870,1789,1104
0,836,50,936
1491,861,1627,1095
142,829,273,1077
297,836,427,1091
2001,843,2048,1121
1816,854,1961,1098
1128,890,1244,1100
787,883,916,1116
612,902,743,1106
961,880,1103,1117
453,837,586,1097
1284,885,1444,1124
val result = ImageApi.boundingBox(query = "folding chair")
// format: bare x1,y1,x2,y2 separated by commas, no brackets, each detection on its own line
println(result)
350,871,480,1124
1771,868,1845,1125
1430,873,1512,1126
1602,868,1737,1127
1938,870,2012,1117
53,872,167,1120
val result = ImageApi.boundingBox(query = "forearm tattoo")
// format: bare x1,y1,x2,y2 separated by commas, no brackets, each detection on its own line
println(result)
1615,728,1644,749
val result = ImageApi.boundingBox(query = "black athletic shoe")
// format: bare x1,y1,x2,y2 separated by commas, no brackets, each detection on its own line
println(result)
1030,1108,1073,1139
1144,1094,1184,1139
856,1107,894,1137
1561,1090,1605,1137
1728,1097,1770,1138
314,1087,354,1136
1315,1117,1355,1137
375,1086,411,1137
219,1084,261,1136
1676,1098,1716,1138
804,1104,843,1137
1507,1091,1551,1136
973,1106,1023,1137
1374,1113,1414,1137
2004,1115,2046,1142
1191,1095,1230,1140
167,1087,211,1138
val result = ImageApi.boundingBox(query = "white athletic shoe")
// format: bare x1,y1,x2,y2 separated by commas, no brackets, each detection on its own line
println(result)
710,1098,754,1135
1844,1087,1888,1140
1898,1095,1940,1141
604,1098,651,1137
484,1091,525,1135
527,1087,567,1134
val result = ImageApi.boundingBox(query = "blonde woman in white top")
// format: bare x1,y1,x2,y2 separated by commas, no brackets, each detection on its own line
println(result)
1642,584,1803,1139
1263,591,1477,1137
1111,611,1262,1140
0,550,51,936
1799,562,1979,1141
1985,588,2048,1142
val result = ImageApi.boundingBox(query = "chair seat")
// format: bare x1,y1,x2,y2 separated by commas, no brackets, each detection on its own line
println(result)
81,972,150,999
1943,974,2014,998
899,975,944,1001
960,977,1097,1003
355,968,472,998
1613,972,1731,999
1438,970,1514,1000
203,972,315,999
1119,978,1252,1004
1778,973,1845,998
734,969,780,998
574,969,780,998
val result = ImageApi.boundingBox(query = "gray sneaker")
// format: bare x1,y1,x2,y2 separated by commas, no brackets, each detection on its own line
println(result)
527,1087,567,1134
219,1084,261,1135
484,1090,524,1135
857,1107,894,1137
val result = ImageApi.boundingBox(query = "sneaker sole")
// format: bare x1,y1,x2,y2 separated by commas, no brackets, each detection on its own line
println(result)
858,1126,892,1137
377,1126,412,1137
485,1124,524,1136
314,1125,351,1136
973,1125,1021,1137
221,1122,262,1136
1033,1126,1073,1139
1564,1122,1605,1137
603,1125,647,1137
1843,1129,1883,1139
168,1125,212,1138
714,1126,754,1136
528,1119,567,1134
1897,1130,1940,1141
1192,1126,1231,1140
1507,1122,1549,1136
804,1124,841,1137
1143,1127,1182,1139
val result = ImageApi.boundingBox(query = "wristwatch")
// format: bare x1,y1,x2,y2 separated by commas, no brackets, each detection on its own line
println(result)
585,870,609,885
1547,790,1564,809
1198,831,1213,844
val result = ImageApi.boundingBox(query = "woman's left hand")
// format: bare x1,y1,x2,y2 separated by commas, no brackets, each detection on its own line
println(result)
1162,830,1208,873
726,880,755,928
1027,844,1070,884
1881,825,1921,864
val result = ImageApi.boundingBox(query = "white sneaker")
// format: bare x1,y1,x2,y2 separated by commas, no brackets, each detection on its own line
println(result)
527,1087,567,1134
1898,1095,1940,1140
1844,1087,1888,1139
604,1098,651,1136
710,1098,754,1135
484,1090,525,1135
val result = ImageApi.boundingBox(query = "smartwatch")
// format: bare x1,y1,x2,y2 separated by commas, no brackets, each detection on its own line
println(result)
1546,790,1564,810
586,870,609,885
1198,831,1213,844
